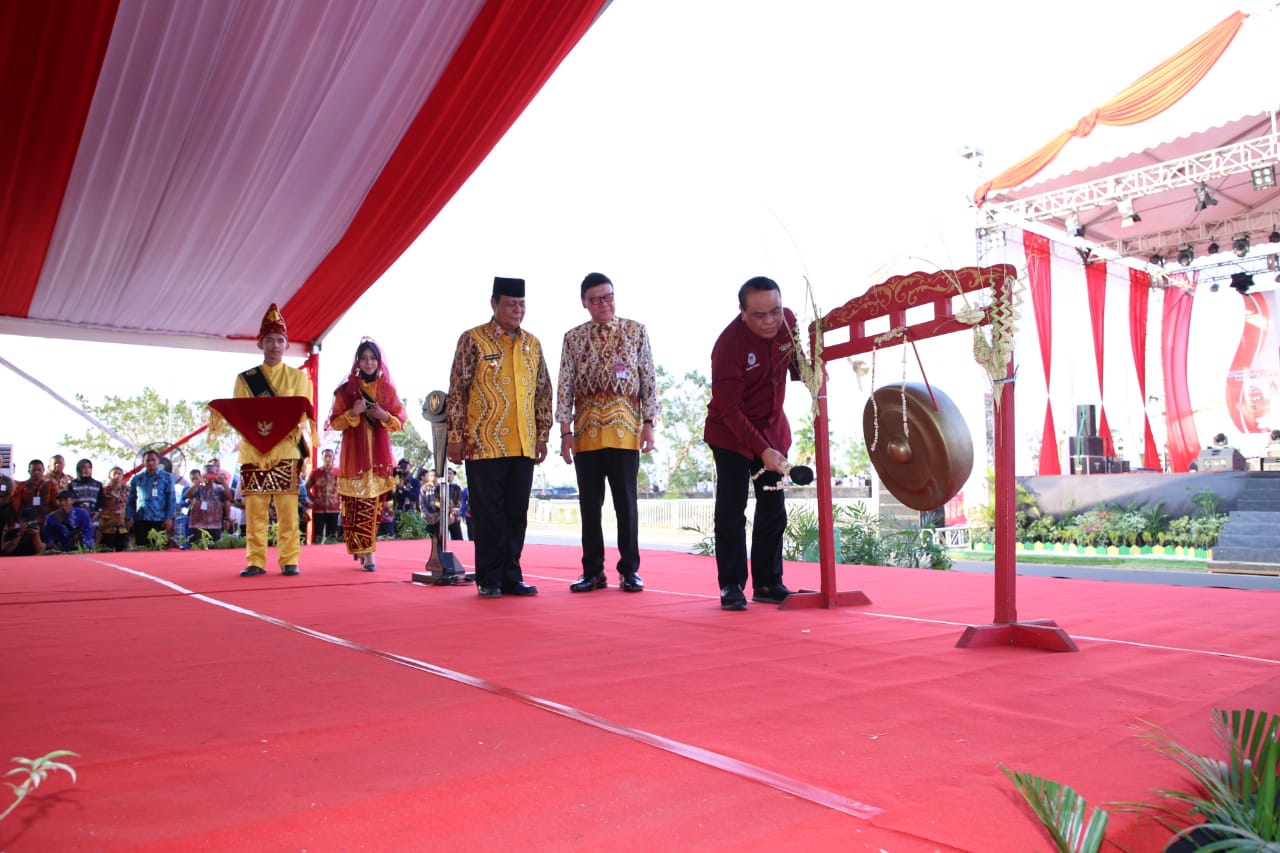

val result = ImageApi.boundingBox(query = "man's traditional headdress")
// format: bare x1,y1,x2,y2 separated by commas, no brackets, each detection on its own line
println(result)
259,303,287,340
492,276,525,298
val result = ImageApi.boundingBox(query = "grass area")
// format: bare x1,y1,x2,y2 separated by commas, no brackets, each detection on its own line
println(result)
950,549,1209,572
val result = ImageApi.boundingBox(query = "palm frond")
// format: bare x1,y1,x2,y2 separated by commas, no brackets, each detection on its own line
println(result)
1000,764,1109,853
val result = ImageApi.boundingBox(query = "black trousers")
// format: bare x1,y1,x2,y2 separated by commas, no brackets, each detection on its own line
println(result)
573,447,640,578
312,511,340,543
132,519,167,548
465,456,535,589
710,445,787,591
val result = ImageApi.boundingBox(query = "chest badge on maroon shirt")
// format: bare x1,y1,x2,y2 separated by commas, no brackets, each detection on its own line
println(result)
746,351,759,370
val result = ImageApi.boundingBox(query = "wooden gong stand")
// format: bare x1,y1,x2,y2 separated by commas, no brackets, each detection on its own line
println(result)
782,265,1076,653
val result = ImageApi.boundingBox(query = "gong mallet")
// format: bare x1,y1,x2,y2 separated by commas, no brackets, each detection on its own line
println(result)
752,460,815,490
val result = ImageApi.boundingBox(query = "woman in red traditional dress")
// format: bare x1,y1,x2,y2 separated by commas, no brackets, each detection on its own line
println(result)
327,339,405,571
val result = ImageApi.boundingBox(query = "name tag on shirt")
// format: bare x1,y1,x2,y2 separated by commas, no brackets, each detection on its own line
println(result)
33,496,41,506
200,501,208,511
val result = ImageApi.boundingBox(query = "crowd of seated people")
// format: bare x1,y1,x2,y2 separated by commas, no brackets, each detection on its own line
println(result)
0,450,463,554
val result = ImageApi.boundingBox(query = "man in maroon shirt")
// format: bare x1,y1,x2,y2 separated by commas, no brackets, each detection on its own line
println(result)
704,276,801,610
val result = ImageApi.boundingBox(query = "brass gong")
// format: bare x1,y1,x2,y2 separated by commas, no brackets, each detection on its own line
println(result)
862,382,972,511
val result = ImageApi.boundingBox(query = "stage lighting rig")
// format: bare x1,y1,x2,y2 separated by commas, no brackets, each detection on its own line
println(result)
1208,240,1221,255
1176,244,1194,266
1230,272,1254,294
1064,212,1083,238
1149,253,1165,267
1271,230,1280,244
1194,182,1219,212
1252,165,1277,190
1232,233,1251,257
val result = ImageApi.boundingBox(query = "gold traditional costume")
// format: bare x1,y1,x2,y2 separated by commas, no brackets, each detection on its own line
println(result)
207,304,318,572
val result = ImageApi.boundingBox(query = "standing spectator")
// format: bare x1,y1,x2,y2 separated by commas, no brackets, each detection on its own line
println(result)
704,276,802,611
99,466,130,551
377,496,396,538
42,490,95,551
12,459,59,526
205,458,232,489
126,450,175,547
2,506,45,556
179,469,203,514
459,477,471,540
446,276,552,598
307,449,341,543
206,303,317,578
0,469,14,517
328,339,405,572
69,459,105,527
443,468,464,540
185,464,231,543
556,272,658,593
46,454,71,491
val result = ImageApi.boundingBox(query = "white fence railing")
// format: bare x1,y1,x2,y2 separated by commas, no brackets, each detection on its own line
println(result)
530,497,880,532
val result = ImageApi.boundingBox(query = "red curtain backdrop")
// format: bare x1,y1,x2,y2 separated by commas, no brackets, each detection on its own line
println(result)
974,10,1247,204
1085,261,1113,456
0,0,120,315
1024,232,1060,474
1128,269,1161,469
284,0,607,342
1161,282,1199,472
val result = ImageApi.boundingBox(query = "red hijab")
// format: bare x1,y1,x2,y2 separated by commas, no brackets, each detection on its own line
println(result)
327,339,406,478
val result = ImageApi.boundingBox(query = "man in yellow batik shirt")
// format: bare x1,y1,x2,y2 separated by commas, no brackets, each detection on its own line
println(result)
446,276,552,598
208,303,318,578
556,272,658,593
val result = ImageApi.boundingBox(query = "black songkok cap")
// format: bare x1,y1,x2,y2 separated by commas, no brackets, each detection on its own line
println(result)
580,272,611,297
493,276,525,298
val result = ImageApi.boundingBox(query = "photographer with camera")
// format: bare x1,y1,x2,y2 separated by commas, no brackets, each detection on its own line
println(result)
2,505,47,556
392,458,420,515
43,489,95,552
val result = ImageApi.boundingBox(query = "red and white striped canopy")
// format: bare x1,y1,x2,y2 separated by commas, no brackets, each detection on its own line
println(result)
0,0,608,354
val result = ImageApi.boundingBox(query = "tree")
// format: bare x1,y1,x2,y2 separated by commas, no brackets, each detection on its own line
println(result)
390,399,433,472
792,419,816,467
653,366,713,494
59,389,210,468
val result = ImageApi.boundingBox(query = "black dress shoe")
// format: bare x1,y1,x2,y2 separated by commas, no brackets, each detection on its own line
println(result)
751,583,794,604
362,563,376,572
282,565,299,576
570,574,607,592
477,585,503,598
501,582,539,596
240,566,266,577
720,584,748,611
619,574,644,592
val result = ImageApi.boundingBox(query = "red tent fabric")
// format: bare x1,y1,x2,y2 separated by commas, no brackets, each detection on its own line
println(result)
0,0,608,354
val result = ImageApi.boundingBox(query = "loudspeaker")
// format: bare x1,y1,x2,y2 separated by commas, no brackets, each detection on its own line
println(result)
1068,435,1104,456
1075,404,1097,438
1194,447,1246,472
1070,455,1109,475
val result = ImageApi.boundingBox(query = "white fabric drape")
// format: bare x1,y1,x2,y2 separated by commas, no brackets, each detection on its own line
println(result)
31,0,486,338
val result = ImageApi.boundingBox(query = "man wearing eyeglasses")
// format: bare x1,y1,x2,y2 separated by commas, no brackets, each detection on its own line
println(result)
556,272,659,594
704,276,801,611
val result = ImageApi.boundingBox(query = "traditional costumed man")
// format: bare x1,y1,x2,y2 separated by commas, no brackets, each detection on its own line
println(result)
208,304,318,577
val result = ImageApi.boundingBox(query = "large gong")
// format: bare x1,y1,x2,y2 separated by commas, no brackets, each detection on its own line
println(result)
862,383,972,511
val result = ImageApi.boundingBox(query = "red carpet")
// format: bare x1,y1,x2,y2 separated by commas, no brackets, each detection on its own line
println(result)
1,540,1276,851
